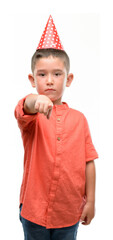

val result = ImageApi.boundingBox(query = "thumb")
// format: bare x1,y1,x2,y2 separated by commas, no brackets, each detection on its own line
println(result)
80,210,86,223
48,102,53,108
47,103,53,119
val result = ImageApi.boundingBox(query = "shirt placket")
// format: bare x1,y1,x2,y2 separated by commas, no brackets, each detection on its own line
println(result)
45,108,63,228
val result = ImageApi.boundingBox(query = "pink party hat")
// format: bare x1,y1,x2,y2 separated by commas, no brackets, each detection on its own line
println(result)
36,15,64,50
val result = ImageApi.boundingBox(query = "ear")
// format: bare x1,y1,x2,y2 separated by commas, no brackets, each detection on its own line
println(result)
66,73,74,87
28,74,36,88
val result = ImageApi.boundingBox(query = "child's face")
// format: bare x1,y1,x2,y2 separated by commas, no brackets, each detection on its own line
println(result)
28,56,73,105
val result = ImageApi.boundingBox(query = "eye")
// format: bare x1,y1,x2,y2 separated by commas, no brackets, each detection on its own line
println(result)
39,73,45,77
55,73,61,76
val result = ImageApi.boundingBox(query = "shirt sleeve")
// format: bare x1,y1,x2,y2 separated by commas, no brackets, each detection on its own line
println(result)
14,94,38,132
84,115,99,162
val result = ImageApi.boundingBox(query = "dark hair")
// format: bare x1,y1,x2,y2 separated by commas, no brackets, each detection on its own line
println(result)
31,48,70,74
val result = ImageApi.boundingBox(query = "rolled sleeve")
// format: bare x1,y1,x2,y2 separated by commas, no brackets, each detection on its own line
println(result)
14,94,38,131
84,115,99,162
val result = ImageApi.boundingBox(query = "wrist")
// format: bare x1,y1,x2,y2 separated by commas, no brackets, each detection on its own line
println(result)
86,198,95,204
24,94,39,114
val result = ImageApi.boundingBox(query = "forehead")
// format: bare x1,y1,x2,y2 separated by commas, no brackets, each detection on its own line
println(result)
34,56,65,71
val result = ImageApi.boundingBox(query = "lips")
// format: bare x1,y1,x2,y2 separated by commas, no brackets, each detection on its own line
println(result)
45,89,56,91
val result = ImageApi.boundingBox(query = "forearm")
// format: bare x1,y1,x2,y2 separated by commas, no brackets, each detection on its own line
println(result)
85,160,96,203
24,94,39,114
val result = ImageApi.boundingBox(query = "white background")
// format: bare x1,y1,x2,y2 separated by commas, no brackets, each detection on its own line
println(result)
0,0,112,239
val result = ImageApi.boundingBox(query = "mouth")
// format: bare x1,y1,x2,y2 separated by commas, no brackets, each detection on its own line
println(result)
45,89,56,92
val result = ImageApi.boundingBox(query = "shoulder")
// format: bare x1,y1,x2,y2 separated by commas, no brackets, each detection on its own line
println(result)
69,107,86,120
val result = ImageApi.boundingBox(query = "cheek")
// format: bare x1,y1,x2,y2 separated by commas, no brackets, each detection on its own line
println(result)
35,80,43,91
59,79,66,90
36,85,44,93
56,83,65,95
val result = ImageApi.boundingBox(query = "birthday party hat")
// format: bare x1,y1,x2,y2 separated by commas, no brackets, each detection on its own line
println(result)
36,15,64,50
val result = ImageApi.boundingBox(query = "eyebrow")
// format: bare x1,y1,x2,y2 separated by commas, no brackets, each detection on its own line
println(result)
36,69,64,73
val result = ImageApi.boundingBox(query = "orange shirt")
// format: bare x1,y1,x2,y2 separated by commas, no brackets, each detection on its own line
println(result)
14,95,98,229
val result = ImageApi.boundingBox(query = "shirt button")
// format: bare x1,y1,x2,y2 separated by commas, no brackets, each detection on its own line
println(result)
57,118,60,121
57,137,60,141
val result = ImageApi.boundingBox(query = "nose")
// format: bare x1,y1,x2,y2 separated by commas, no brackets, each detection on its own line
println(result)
46,74,53,85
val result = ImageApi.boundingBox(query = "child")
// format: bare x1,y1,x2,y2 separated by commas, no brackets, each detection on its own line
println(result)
14,15,99,240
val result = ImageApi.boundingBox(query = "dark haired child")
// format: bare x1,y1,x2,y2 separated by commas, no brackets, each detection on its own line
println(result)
14,15,98,240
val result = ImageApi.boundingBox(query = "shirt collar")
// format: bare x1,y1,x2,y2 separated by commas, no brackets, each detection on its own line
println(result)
53,102,69,110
